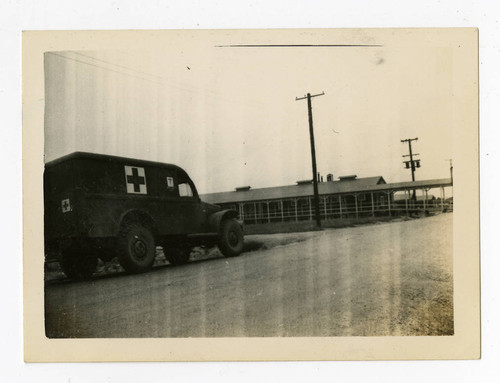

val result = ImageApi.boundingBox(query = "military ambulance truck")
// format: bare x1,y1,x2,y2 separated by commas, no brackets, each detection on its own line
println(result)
44,152,244,280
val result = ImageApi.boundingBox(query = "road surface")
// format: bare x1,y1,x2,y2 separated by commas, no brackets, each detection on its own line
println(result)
45,213,453,337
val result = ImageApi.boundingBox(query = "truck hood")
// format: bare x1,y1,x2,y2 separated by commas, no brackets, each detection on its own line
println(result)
201,200,222,215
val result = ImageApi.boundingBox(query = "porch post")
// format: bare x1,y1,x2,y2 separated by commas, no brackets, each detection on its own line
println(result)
441,186,445,211
309,197,312,220
405,191,409,216
371,192,375,217
294,198,298,221
387,191,391,216
239,203,244,222
355,194,359,218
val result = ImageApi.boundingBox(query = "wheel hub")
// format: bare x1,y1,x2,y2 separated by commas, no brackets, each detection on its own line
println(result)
228,230,239,247
132,236,147,259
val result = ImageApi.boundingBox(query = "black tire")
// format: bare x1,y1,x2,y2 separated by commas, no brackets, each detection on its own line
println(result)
117,223,156,273
218,219,244,257
60,248,97,281
164,245,191,266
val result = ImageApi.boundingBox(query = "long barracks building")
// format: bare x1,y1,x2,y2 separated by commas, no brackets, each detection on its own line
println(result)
200,175,453,225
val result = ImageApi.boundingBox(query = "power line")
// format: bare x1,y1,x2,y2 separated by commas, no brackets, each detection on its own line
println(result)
47,52,166,86
47,51,264,108
71,51,167,81
69,52,235,100
48,52,212,97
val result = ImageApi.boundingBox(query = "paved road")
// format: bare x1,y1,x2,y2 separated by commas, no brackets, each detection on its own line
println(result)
45,213,453,338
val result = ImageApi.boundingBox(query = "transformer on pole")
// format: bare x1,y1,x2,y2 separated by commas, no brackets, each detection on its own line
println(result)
401,137,420,201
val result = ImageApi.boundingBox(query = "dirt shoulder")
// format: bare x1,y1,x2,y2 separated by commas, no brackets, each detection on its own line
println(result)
242,214,428,235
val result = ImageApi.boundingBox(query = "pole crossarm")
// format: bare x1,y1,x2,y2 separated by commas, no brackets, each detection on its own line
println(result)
401,137,418,143
402,153,420,157
296,91,325,101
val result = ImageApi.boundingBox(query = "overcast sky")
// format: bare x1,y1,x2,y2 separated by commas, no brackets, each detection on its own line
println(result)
44,30,457,194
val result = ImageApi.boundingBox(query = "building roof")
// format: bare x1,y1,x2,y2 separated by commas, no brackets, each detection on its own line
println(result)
200,176,387,204
200,176,453,205
370,178,452,191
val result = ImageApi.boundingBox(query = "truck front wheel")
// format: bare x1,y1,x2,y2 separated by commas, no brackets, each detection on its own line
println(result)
118,223,156,273
218,219,244,257
60,248,97,281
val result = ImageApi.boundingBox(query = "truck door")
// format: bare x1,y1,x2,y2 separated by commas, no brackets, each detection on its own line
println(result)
176,175,205,234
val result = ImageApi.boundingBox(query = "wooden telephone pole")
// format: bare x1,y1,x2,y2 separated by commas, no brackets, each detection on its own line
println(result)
401,137,420,201
446,158,453,183
296,92,325,228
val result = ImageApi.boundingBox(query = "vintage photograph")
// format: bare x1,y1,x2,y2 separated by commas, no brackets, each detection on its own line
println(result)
23,28,479,360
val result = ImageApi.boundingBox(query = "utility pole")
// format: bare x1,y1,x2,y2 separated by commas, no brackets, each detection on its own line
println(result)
443,158,453,212
296,91,325,228
446,158,453,183
401,137,420,201
446,158,454,210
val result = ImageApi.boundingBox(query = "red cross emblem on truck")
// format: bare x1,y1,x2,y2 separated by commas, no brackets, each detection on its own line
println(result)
124,166,147,194
61,198,71,213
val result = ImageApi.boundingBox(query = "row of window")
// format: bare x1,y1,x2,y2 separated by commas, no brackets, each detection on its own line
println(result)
223,193,390,215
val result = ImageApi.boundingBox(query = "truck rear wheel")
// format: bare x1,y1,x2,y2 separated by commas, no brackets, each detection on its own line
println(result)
60,248,97,280
164,245,191,266
218,219,244,257
118,223,156,273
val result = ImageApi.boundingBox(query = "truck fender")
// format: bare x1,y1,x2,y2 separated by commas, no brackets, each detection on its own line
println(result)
117,209,158,236
208,209,239,233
